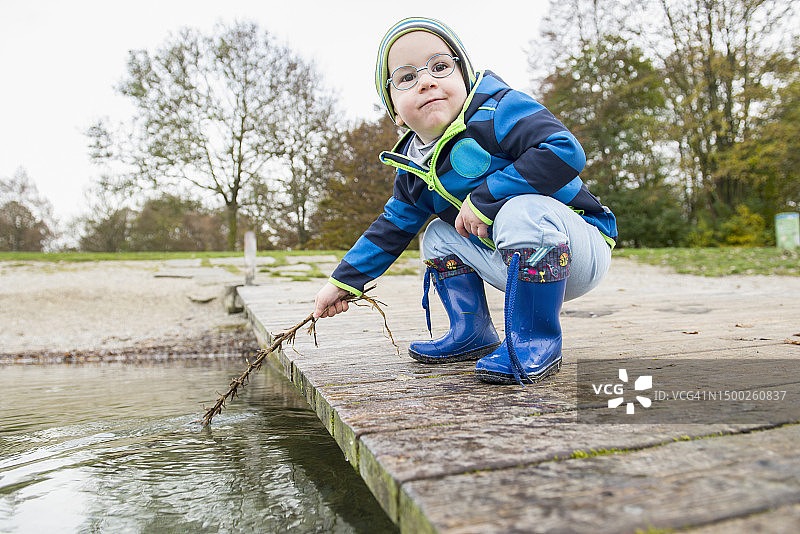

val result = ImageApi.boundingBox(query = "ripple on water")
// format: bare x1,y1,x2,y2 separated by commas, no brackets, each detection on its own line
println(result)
0,361,397,534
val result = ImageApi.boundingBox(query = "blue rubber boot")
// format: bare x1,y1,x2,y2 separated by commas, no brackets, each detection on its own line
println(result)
409,255,500,363
475,246,570,384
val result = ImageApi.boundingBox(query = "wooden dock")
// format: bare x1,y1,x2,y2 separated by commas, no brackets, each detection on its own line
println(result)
237,258,800,533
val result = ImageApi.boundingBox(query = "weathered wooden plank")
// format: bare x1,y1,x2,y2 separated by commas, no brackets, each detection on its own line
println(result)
399,424,800,534
259,317,799,435
244,310,800,376
687,502,800,533
326,376,572,436
237,265,800,533
360,413,758,482
270,310,797,365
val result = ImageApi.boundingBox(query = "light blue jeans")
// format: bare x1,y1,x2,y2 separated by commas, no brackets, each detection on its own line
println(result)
421,195,611,301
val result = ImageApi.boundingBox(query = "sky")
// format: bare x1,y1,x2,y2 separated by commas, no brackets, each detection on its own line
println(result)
0,0,548,224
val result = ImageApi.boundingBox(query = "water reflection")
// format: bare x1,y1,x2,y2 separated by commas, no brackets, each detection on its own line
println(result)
0,360,397,533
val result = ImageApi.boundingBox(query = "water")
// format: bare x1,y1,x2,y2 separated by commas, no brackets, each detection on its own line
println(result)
0,360,397,533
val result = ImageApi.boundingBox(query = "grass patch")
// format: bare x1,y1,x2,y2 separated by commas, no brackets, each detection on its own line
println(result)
0,247,420,284
569,448,627,459
266,255,288,268
9,247,795,278
215,322,250,332
0,251,244,262
217,263,242,275
614,247,799,277
0,249,420,264
0,249,350,263
262,269,327,281
385,267,420,276
398,249,420,260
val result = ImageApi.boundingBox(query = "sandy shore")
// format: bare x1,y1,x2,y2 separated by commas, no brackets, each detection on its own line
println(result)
0,258,262,363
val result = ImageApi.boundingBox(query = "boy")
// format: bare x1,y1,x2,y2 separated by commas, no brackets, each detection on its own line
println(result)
313,17,616,385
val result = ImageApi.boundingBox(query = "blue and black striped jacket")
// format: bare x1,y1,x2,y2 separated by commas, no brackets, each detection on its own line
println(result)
330,71,617,296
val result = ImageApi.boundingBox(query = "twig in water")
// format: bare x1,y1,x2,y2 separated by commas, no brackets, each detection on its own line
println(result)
200,287,396,427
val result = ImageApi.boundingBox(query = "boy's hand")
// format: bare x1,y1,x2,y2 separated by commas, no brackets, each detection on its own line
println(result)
455,203,489,239
313,282,351,319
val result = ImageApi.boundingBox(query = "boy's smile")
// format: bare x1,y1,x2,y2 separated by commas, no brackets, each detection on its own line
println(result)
387,32,468,144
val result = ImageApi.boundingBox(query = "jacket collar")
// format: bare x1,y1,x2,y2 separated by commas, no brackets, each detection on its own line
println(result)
388,70,505,156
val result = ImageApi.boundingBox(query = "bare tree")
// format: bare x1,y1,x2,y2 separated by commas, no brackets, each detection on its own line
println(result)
251,62,340,248
531,0,643,85
88,21,336,250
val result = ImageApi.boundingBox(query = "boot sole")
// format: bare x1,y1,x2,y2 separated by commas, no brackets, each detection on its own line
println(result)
408,342,502,364
475,358,562,385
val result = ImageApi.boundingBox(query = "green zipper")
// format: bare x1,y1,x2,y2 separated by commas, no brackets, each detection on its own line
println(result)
379,73,496,249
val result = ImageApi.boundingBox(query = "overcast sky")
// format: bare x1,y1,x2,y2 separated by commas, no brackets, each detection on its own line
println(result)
0,0,548,223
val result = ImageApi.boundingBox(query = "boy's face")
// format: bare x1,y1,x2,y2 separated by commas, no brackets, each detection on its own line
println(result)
387,31,468,144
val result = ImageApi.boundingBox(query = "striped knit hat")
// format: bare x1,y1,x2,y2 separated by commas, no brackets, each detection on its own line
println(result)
376,17,476,121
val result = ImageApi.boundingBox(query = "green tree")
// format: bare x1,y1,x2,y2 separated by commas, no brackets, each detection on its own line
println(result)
611,186,688,247
0,168,55,251
310,116,402,249
538,36,686,246
129,194,226,251
714,77,800,230
539,36,668,194
720,204,768,246
534,0,799,245
0,202,53,251
646,0,797,223
76,181,138,252
78,207,134,252
78,194,227,252
87,21,336,250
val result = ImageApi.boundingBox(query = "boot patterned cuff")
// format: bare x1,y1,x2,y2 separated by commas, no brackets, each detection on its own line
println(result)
501,245,571,282
424,254,475,278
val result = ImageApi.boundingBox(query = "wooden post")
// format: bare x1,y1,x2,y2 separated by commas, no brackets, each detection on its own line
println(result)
244,230,256,285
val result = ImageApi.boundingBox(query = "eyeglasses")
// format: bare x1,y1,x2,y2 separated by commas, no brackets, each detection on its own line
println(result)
386,53,460,91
